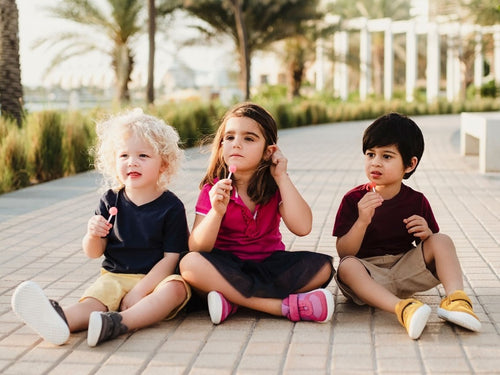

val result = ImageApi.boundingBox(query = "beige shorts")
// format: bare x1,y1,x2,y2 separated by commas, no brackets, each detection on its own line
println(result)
80,269,191,319
334,242,440,305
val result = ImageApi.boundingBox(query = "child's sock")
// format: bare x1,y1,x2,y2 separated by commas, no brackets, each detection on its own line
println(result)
281,296,291,317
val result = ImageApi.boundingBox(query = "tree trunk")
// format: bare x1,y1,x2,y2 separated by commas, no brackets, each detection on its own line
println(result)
0,0,23,126
232,0,250,100
147,0,156,105
114,45,132,104
287,61,304,100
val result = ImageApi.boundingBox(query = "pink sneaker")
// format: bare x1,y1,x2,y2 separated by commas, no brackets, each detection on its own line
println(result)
207,291,238,324
283,288,334,323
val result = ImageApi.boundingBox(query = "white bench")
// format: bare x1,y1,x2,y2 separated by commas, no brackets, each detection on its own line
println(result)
460,112,500,173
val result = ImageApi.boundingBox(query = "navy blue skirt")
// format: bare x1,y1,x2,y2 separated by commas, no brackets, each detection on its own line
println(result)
199,248,334,299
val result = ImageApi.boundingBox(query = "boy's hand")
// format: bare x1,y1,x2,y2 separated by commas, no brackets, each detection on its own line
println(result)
86,215,112,238
357,191,383,224
404,215,432,241
209,179,232,215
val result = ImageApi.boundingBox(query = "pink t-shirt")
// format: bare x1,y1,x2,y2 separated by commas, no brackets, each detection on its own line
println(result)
195,182,285,261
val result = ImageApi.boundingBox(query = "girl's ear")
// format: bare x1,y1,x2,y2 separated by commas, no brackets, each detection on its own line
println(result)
405,156,418,174
160,161,168,173
264,144,277,160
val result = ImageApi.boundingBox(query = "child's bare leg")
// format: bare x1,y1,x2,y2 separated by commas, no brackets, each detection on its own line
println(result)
338,257,432,339
87,281,187,347
180,252,282,315
120,280,187,329
423,233,481,332
337,257,399,312
422,233,463,294
64,297,107,332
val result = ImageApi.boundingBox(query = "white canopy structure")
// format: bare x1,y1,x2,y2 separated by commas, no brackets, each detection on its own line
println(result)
316,17,500,103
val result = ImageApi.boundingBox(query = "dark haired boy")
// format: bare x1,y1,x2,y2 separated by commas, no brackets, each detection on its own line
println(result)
332,112,481,339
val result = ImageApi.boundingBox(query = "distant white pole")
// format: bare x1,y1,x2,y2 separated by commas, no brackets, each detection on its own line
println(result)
316,38,325,91
406,20,417,102
426,23,440,103
446,33,456,102
359,19,371,100
493,26,500,85
384,20,394,101
334,31,349,100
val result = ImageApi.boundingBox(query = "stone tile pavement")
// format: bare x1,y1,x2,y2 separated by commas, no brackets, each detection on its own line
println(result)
0,114,499,374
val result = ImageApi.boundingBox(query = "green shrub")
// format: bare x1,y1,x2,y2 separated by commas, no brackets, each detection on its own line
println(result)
62,112,96,174
27,111,64,182
273,103,294,129
2,95,500,195
0,125,29,193
252,84,287,101
480,80,497,98
153,102,223,148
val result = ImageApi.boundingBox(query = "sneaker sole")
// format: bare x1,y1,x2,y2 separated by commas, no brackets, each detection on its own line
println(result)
11,280,69,345
437,307,481,332
87,311,103,347
207,291,223,325
408,303,431,340
317,289,335,323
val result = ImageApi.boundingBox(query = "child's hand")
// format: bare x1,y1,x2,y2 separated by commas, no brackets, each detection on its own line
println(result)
86,215,112,238
357,191,383,224
209,179,233,215
404,215,432,241
269,145,288,180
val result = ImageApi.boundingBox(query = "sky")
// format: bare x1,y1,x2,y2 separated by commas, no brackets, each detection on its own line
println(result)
16,0,234,89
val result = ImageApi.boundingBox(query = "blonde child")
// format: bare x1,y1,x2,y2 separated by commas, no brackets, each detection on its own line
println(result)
12,108,191,346
180,102,334,324
333,112,481,339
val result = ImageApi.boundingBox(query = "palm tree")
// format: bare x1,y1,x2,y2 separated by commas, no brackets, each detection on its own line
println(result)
0,0,23,126
282,37,314,99
38,0,143,105
147,0,182,105
178,0,322,100
277,19,336,99
147,0,156,105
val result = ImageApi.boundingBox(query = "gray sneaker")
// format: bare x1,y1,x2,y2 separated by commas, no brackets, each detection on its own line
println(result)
87,311,128,347
11,280,70,345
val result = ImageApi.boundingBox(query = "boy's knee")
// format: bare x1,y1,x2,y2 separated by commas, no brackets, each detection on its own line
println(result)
425,232,454,250
337,256,364,280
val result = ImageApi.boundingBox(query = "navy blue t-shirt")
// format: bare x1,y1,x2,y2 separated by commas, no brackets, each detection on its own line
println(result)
333,183,439,259
97,188,189,274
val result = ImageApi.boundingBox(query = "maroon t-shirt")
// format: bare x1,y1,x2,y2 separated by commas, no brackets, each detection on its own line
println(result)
333,183,439,259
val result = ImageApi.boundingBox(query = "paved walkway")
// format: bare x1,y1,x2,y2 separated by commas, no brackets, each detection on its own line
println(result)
0,114,499,375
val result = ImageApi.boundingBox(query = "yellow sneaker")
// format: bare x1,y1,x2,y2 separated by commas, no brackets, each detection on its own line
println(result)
437,290,481,332
395,298,431,339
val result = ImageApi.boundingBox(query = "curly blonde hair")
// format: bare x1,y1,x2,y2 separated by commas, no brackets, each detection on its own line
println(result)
93,108,183,191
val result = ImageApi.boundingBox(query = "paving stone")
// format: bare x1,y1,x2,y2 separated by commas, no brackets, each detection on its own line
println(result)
0,115,499,374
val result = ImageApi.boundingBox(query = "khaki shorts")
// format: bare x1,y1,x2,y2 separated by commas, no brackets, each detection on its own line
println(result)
334,242,440,305
80,269,191,319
